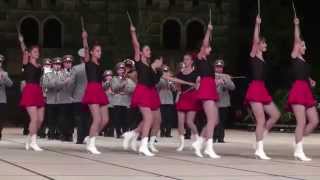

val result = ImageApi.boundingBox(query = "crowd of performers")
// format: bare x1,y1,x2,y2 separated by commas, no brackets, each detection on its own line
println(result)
0,15,318,162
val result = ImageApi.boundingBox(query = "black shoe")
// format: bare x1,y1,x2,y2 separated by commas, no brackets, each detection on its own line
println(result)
160,130,165,137
218,139,225,143
76,140,85,144
47,132,55,140
184,135,191,140
23,129,29,136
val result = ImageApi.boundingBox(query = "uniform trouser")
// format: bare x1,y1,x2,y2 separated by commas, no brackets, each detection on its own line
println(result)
0,103,6,138
103,107,114,136
73,103,90,142
112,106,129,137
46,104,61,138
214,107,229,141
58,104,74,139
160,104,176,137
127,107,141,131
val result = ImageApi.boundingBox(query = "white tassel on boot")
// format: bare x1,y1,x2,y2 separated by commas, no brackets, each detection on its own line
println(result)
86,137,101,155
139,137,154,157
176,135,185,152
130,133,139,152
29,135,43,152
192,136,204,158
254,141,271,160
294,141,311,161
122,131,136,150
149,136,159,153
203,139,221,159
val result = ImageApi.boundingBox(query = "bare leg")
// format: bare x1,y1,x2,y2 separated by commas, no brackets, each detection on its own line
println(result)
304,106,319,136
99,105,109,133
203,100,218,139
26,106,38,135
139,107,154,138
88,104,102,137
177,112,186,135
150,109,161,136
263,102,280,132
186,111,198,136
250,102,266,141
292,104,306,143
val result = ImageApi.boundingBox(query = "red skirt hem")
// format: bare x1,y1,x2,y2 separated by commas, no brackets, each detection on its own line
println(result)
20,83,45,108
197,76,219,101
245,80,272,105
131,84,160,110
176,90,201,111
287,80,316,109
82,82,109,106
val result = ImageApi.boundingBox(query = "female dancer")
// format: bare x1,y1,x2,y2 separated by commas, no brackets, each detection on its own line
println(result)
81,30,109,154
122,24,195,156
175,54,201,152
19,35,45,151
244,15,280,160
287,17,319,161
190,22,221,159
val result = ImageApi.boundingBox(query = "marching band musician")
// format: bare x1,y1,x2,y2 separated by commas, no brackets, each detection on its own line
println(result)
0,54,13,140
157,65,176,138
42,57,64,140
72,49,89,144
111,62,136,138
102,70,115,137
38,58,53,138
58,55,76,141
213,59,235,143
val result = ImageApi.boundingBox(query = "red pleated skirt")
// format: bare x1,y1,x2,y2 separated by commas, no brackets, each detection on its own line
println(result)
197,76,219,101
82,82,109,105
245,80,272,105
287,80,316,109
131,84,161,110
176,90,201,112
20,83,45,108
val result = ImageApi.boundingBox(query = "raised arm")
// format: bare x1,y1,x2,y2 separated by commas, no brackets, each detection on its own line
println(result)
198,23,213,59
294,17,301,43
162,74,195,87
82,31,90,62
250,15,261,57
130,25,141,61
291,17,302,58
18,34,28,65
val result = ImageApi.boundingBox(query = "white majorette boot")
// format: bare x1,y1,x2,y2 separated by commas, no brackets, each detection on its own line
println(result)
130,132,139,152
203,139,221,159
192,136,204,158
84,136,89,144
25,135,30,150
122,131,136,150
139,137,155,157
254,140,271,160
86,137,101,155
294,141,311,161
149,136,159,153
28,135,43,152
176,135,185,152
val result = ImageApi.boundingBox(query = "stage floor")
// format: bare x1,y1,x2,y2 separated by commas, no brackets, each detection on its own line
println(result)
0,128,319,180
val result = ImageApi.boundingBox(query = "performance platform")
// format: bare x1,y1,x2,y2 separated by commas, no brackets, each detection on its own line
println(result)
0,128,319,180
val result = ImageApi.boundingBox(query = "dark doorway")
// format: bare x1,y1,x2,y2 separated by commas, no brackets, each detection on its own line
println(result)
186,21,204,51
43,18,62,48
20,17,39,47
163,20,181,50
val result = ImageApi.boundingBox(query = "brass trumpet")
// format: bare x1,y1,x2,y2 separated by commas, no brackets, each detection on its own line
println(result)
122,58,135,67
